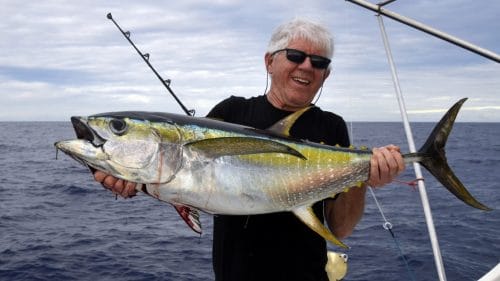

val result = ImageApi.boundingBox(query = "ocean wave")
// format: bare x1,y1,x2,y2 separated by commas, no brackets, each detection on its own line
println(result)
2,122,499,281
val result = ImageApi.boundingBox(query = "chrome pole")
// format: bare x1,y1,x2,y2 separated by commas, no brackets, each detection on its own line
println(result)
376,13,448,281
346,0,500,63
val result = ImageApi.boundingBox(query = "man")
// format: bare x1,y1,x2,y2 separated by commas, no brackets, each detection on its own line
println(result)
95,18,404,281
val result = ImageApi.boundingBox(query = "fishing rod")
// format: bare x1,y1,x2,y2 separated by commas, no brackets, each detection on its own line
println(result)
106,13,195,116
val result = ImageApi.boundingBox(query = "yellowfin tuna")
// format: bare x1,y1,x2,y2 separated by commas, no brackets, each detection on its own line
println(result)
55,98,491,248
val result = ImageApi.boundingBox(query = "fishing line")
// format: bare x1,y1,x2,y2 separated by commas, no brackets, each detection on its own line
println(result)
341,5,415,279
368,187,416,281
312,71,328,105
393,178,425,190
262,71,270,96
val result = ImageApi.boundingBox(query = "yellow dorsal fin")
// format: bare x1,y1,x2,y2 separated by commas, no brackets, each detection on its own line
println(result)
267,106,314,137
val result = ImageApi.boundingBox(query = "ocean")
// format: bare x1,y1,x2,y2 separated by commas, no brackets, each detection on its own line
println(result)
0,121,499,281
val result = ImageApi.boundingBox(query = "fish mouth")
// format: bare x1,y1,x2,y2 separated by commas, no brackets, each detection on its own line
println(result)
54,117,107,172
70,116,105,147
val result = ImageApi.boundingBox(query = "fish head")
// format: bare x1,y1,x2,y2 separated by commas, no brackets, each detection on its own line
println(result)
55,113,183,184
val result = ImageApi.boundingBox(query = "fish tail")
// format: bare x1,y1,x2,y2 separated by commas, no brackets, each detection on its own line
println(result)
407,98,491,211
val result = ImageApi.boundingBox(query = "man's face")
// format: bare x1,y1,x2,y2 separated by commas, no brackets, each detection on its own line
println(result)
266,38,330,111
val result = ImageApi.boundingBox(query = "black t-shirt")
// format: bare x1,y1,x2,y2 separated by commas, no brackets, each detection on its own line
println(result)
207,95,350,281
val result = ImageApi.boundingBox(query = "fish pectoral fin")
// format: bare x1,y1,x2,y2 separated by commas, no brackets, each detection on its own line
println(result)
267,106,314,137
185,137,305,159
292,205,349,249
172,204,202,234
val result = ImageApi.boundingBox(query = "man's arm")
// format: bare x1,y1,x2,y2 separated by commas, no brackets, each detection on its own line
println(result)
325,145,405,239
324,184,367,239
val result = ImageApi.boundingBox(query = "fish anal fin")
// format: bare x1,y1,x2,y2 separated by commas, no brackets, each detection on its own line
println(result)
186,137,305,159
172,204,202,234
267,106,314,136
292,205,349,249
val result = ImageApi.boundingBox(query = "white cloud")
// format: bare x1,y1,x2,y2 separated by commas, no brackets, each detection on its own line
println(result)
0,0,498,121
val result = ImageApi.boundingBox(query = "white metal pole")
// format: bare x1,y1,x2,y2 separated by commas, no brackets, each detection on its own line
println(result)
346,0,500,63
376,15,448,281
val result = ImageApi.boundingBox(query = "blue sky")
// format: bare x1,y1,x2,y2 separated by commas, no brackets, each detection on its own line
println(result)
1,0,499,121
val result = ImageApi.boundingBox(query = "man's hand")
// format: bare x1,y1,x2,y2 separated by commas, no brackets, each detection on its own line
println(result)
94,170,138,198
367,144,405,188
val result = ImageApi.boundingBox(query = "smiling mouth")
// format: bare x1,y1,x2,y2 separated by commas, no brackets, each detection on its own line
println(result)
292,76,310,85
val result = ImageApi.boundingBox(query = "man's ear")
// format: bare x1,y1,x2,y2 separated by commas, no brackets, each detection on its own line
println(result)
265,53,273,74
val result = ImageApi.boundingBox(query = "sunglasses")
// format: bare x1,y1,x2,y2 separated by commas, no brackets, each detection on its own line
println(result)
271,48,331,69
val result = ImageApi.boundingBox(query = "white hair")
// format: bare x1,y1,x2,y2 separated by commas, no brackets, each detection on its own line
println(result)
266,18,334,58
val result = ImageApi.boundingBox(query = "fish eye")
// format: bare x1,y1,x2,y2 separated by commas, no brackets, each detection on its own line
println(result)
109,119,128,135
